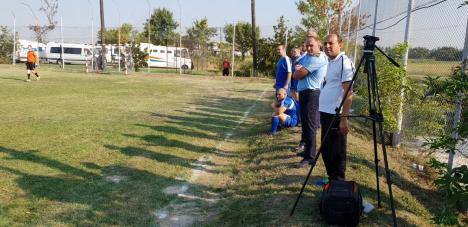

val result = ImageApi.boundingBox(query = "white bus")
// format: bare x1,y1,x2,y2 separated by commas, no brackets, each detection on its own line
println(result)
45,42,92,65
17,39,46,62
140,43,191,70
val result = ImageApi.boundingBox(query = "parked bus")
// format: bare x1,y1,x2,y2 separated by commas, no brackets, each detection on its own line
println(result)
17,39,46,62
140,43,191,69
44,42,92,65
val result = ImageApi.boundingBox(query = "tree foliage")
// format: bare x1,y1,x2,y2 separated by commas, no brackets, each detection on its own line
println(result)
430,47,463,61
256,38,277,77
408,47,431,59
98,23,134,45
0,26,18,64
28,0,58,43
295,0,367,39
186,18,217,50
423,65,468,226
224,22,260,58
142,8,179,45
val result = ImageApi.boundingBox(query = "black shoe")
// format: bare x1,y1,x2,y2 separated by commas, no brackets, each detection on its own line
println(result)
293,158,313,168
296,151,306,157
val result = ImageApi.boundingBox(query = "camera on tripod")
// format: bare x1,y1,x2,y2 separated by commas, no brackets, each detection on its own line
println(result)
363,35,380,52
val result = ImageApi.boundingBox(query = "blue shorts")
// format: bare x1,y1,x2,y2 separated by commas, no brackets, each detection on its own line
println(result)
283,115,298,127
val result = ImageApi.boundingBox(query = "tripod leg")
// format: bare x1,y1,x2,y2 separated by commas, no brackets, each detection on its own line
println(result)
378,124,398,227
289,153,321,216
371,120,382,207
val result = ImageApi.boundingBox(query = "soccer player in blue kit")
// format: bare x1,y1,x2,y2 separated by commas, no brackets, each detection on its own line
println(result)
274,45,292,96
271,88,299,135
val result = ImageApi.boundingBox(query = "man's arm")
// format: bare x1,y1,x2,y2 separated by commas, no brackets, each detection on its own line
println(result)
293,66,309,80
283,57,292,89
339,81,353,135
284,72,292,89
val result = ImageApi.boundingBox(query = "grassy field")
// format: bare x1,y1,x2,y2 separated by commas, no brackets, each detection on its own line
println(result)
0,64,464,226
406,60,459,81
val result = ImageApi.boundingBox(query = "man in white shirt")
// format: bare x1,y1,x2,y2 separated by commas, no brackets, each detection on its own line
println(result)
319,34,354,180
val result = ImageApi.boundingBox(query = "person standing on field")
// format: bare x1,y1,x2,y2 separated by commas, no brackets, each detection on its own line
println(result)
319,34,355,180
25,45,40,82
274,45,292,96
293,36,328,167
222,58,230,76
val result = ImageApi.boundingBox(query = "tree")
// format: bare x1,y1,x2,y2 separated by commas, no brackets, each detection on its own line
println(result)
256,37,277,77
0,26,18,64
295,0,367,39
430,47,463,61
142,8,178,46
186,18,217,50
98,23,134,44
408,47,431,59
28,0,58,43
224,22,260,58
273,16,293,46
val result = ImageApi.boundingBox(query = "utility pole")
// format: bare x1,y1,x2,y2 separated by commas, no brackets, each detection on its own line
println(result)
251,0,257,77
99,0,106,71
12,12,16,65
372,0,379,36
231,23,236,77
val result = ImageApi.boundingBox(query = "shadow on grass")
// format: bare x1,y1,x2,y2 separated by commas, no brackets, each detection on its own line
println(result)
209,114,442,226
104,145,220,174
0,146,215,226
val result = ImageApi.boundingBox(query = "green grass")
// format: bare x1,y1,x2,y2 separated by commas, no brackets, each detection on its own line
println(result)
0,64,463,226
407,60,459,80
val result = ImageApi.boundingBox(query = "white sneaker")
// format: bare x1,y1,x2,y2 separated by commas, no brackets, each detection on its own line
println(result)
36,76,40,81
362,200,375,213
26,79,31,82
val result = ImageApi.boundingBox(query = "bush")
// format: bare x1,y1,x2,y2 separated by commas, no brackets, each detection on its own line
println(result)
234,62,253,77
130,43,147,72
355,43,408,132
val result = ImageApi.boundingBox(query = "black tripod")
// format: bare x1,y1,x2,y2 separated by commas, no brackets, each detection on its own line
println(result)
290,35,399,227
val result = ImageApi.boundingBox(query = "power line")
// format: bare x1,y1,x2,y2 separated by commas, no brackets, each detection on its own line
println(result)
358,0,449,32
376,0,448,31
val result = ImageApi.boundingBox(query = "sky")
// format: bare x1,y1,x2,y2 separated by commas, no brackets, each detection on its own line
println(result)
0,0,467,49
1,0,304,36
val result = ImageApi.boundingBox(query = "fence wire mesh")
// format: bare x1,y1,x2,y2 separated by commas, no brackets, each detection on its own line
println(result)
347,0,468,168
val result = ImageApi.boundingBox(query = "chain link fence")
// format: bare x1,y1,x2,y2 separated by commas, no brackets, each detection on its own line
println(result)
344,0,468,168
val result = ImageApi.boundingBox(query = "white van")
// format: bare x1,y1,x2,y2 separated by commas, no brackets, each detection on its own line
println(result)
17,39,46,62
140,43,192,69
45,42,92,65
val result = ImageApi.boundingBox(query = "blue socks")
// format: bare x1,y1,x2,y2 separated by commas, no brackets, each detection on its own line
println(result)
271,116,280,134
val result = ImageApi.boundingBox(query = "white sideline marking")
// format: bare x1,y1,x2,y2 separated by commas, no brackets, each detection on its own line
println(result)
214,88,268,153
157,88,268,226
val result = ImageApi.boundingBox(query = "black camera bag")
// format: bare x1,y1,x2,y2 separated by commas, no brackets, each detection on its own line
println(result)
319,180,363,226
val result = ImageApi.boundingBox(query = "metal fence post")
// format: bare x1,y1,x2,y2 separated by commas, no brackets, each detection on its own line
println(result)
449,19,468,169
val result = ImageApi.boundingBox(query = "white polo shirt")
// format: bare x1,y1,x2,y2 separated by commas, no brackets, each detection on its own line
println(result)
319,52,354,114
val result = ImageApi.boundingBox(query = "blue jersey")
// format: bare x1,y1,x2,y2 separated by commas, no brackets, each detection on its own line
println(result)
291,56,299,91
281,96,298,120
297,52,328,91
275,56,292,89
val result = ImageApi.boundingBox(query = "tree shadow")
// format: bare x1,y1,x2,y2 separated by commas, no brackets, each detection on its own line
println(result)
135,124,219,140
122,133,214,154
104,144,219,175
0,146,216,226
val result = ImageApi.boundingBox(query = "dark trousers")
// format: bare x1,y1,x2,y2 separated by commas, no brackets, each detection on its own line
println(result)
320,112,347,180
222,68,229,76
299,89,320,159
